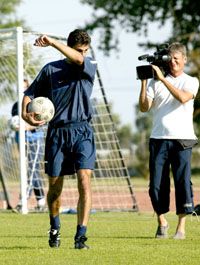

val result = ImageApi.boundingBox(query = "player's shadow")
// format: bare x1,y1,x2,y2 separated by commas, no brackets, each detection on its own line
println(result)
91,235,154,240
0,246,34,250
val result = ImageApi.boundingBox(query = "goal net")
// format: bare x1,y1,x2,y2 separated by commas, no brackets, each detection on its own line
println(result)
0,27,138,213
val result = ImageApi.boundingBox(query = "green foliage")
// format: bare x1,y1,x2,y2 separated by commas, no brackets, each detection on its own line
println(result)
0,0,28,103
0,212,200,265
23,41,41,79
82,0,200,58
132,104,152,178
0,0,25,29
110,104,152,177
116,124,133,148
0,44,18,103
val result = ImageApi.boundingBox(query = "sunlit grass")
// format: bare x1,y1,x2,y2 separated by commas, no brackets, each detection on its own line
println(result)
0,211,200,265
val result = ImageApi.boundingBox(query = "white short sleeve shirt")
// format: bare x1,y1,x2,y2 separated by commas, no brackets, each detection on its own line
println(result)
147,72,199,139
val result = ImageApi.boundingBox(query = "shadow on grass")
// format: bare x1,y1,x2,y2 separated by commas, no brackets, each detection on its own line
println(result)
0,246,36,250
90,235,154,239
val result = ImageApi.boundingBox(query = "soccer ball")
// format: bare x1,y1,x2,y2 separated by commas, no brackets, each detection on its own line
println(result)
9,115,20,131
28,97,55,122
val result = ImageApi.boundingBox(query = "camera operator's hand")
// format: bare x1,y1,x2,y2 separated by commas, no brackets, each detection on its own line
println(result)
152,65,165,81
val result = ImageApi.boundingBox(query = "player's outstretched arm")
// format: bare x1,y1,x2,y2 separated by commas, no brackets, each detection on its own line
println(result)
34,35,84,65
21,95,45,126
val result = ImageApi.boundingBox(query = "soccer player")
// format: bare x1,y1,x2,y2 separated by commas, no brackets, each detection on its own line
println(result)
139,42,199,239
21,29,97,249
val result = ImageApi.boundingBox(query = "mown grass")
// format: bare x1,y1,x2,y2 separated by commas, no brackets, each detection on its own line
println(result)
0,211,200,265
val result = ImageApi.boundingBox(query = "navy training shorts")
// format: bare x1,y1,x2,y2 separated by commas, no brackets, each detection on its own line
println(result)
44,121,96,176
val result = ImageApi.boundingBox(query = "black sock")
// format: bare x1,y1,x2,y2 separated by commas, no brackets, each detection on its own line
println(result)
50,215,60,230
75,224,87,238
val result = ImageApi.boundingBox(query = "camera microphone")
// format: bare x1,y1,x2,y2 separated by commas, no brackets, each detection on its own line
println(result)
138,54,149,61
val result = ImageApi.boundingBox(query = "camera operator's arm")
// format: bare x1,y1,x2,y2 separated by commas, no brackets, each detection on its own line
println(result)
152,65,194,103
139,79,153,112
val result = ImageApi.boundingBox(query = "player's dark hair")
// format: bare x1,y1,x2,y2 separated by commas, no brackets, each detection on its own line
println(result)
67,29,91,48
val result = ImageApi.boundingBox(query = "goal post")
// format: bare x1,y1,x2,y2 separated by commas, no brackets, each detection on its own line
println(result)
0,27,139,213
16,27,28,214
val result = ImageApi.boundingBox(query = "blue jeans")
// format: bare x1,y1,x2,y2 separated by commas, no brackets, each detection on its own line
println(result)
149,139,194,215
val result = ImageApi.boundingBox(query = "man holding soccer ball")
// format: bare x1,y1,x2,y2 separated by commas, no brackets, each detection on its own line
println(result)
21,29,97,249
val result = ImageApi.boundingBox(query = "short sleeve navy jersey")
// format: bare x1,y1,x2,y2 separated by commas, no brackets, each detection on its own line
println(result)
24,56,97,125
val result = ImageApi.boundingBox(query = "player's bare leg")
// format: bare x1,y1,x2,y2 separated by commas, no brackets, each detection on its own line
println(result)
47,176,64,215
74,169,92,249
77,169,92,225
47,176,64,248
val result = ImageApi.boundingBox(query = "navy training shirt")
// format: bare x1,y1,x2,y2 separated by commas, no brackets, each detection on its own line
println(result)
24,56,97,126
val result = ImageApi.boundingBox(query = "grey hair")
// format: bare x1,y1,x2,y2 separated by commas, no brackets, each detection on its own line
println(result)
168,42,187,57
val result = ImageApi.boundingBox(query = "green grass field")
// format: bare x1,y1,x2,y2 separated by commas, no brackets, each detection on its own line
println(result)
1,211,200,265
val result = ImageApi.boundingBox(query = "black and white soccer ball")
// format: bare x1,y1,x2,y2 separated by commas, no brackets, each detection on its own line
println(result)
28,97,55,122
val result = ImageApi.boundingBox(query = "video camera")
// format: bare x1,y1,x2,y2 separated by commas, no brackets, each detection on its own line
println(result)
136,43,171,80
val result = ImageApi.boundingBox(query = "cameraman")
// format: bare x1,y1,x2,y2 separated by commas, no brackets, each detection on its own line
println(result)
139,42,199,239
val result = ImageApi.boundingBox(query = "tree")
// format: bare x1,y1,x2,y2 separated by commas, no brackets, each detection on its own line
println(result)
0,0,25,29
0,0,26,102
133,104,152,178
116,124,133,148
81,0,200,58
